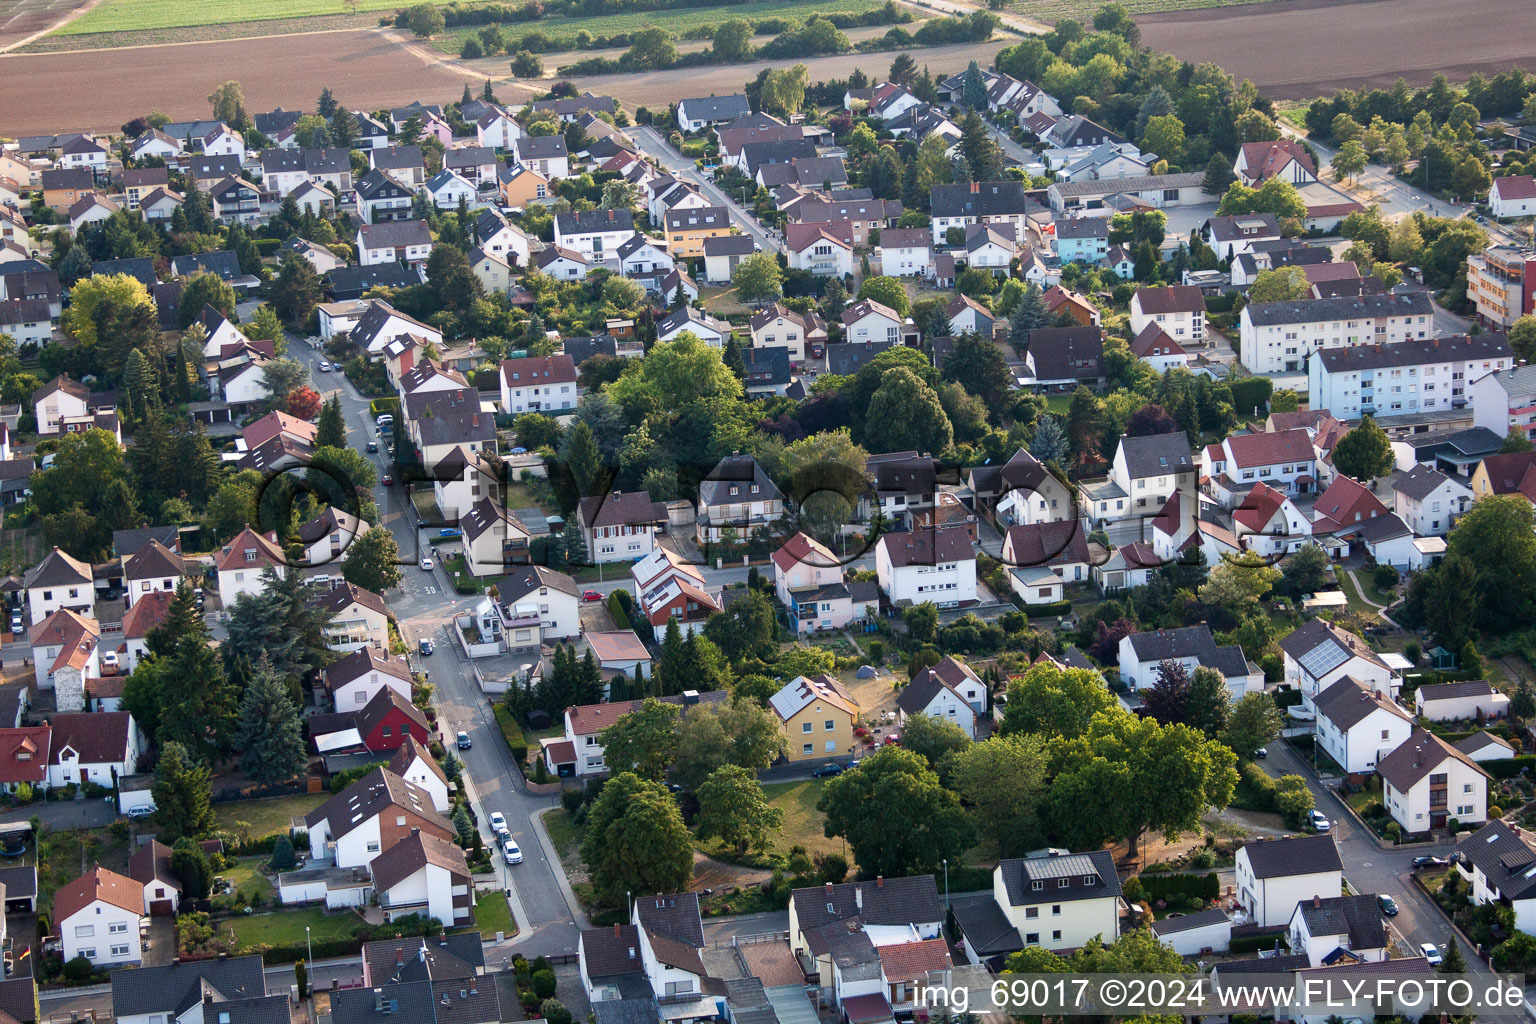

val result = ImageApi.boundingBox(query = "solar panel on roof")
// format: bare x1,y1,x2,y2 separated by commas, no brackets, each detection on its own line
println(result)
1024,854,1098,879
1297,642,1349,679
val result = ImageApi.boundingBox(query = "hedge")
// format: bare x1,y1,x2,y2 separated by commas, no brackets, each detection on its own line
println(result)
494,703,529,764
369,397,402,419
606,592,631,630
1228,929,1288,954
1483,756,1536,779
254,238,282,256
1138,872,1219,903
1023,599,1073,618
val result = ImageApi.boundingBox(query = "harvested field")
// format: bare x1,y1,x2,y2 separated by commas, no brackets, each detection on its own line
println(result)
1137,0,1536,101
1008,0,1284,24
569,36,1012,107
0,0,91,50
20,10,380,50
0,28,473,135
55,0,410,35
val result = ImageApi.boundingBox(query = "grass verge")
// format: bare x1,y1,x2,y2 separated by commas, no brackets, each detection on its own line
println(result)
473,890,516,936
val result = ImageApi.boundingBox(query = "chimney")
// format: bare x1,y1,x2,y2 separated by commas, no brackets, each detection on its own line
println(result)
375,990,387,1013
825,882,834,896
970,182,979,193
395,947,405,967
877,875,884,888
1312,895,1321,908
614,923,621,938
854,887,863,911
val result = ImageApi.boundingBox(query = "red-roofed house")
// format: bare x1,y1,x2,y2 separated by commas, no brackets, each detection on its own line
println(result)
0,727,49,792
46,712,141,789
1470,449,1536,502
1202,428,1318,507
55,865,144,966
215,526,286,607
499,354,577,416
1129,324,1189,374
561,690,730,776
1231,481,1312,556
29,609,99,712
772,532,873,633
786,221,854,277
1311,474,1390,535
1233,140,1318,188
878,938,953,1013
1129,285,1205,344
119,590,172,675
1491,175,1536,220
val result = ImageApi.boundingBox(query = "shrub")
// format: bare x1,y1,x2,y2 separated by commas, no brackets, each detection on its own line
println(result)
1137,872,1219,903
62,956,94,982
1490,805,1504,819
1372,564,1399,589
1023,599,1072,618
270,835,297,871
560,788,584,814
532,969,557,998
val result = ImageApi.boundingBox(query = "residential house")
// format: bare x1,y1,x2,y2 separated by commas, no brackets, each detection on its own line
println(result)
214,526,286,607
207,176,260,224
473,209,532,268
1310,474,1392,547
533,246,590,281
1490,175,1536,220
578,924,647,1005
316,582,390,653
128,840,181,916
749,304,820,364
1456,731,1516,763
403,387,494,471
0,727,49,795
1201,213,1282,260
1129,324,1190,373
1232,482,1313,556
677,94,752,132
875,527,976,609
616,234,674,280
432,445,502,521
460,497,532,578
0,298,53,346
1081,430,1195,528
282,236,344,275
559,690,729,777
55,866,144,967
696,453,784,544
1129,285,1206,345
1234,834,1343,928
499,353,577,415
111,956,285,1024
1002,519,1091,588
1202,428,1319,507
785,221,855,277
841,299,910,346
389,736,452,814
119,593,170,676
974,447,1075,525
1117,624,1262,696
351,298,443,356
46,711,138,789
476,108,523,151
896,656,986,740
702,235,757,285
129,130,181,162
369,145,427,189
1240,292,1436,374
877,228,932,277
1416,680,1511,723
629,892,707,1002
1315,677,1415,774
121,539,183,606
554,209,633,262
303,767,453,871
1380,728,1489,833
974,850,1121,957
497,565,581,642
355,168,415,223
1472,364,1536,445
584,631,653,692
325,647,413,711
1055,217,1110,264
930,181,1041,245
1393,465,1473,536
772,532,876,634
1044,285,1101,327
513,135,570,180
1280,617,1401,712
369,830,473,926
771,672,861,762
1234,140,1318,187
579,491,664,564
1045,172,1206,214
1287,894,1388,967
1453,820,1536,935
24,546,92,626
344,935,499,1023
356,220,433,267
633,559,720,642
1468,447,1536,500
946,294,995,338
1309,334,1512,420
787,875,942,972
424,168,477,210
663,206,731,259
120,167,169,211
40,168,94,211
1023,326,1105,391
499,162,551,210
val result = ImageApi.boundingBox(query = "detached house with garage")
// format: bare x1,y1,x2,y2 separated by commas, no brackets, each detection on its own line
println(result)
1234,834,1343,928
55,866,144,967
496,565,582,643
369,830,473,927
1379,728,1489,834
303,767,455,870
1117,624,1262,696
896,656,986,740
1393,465,1473,537
1280,617,1401,712
559,690,729,777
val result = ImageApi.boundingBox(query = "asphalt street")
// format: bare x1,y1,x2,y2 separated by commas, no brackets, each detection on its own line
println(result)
630,126,784,255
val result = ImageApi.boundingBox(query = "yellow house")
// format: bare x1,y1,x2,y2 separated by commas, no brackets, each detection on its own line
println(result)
1468,451,1536,501
769,673,860,762
663,206,731,259
500,164,550,210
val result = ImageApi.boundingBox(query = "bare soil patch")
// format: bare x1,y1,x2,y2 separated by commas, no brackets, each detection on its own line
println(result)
0,28,472,135
1137,0,1536,101
18,11,379,50
0,0,91,51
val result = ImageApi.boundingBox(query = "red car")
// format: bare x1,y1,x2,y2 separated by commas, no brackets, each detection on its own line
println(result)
582,590,603,602
381,474,395,486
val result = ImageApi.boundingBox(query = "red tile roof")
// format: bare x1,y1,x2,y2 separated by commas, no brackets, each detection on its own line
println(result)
0,727,49,783
1222,428,1314,470
49,712,132,765
1311,474,1389,532
120,590,173,640
1495,175,1536,201
1478,450,1536,495
1233,481,1289,533
1132,284,1205,315
1240,140,1316,182
53,865,142,925
772,532,838,573
215,526,284,573
500,353,577,387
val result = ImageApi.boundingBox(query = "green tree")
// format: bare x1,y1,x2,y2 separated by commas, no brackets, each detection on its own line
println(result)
694,764,783,854
732,252,783,306
61,273,154,348
817,746,974,876
600,698,680,780
898,712,971,778
560,418,605,496
272,254,322,325
712,19,753,62
270,835,297,870
152,741,216,841
1222,691,1283,757
961,60,987,109
1508,315,1536,365
1199,553,1280,609
864,368,952,455
855,275,910,317
404,3,445,35
171,838,213,898
626,27,676,69
1046,711,1238,858
760,64,809,117
1202,152,1235,194
1029,414,1070,465
1140,114,1186,165
235,657,309,786
941,332,1012,418
1501,430,1534,454
999,662,1117,739
1446,494,1536,632
580,772,694,905
903,602,938,645
702,590,777,665
207,80,246,124
342,526,403,593
178,271,237,327
1186,665,1232,738
1247,266,1312,302
947,733,1046,857
1332,139,1368,182
1331,415,1394,480
670,701,784,791
315,395,346,450
1280,541,1331,595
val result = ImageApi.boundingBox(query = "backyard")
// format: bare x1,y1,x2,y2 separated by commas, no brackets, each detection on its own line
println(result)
760,778,842,862
215,792,327,842
226,905,361,951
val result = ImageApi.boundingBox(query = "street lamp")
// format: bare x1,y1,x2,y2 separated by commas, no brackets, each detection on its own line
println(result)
943,858,949,909
305,924,312,969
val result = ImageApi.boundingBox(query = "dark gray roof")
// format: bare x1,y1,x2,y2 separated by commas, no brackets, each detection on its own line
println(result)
499,564,579,604
664,206,730,232
0,864,36,900
1393,464,1456,501
827,340,895,375
1416,426,1503,457
582,924,646,979
1353,512,1412,544
680,94,752,121
356,168,413,201
91,257,156,286
704,235,756,257
517,134,568,160
1239,834,1342,879
1203,212,1279,242
358,220,431,249
326,263,422,299
330,982,437,1024
361,933,484,985
563,333,617,365
189,154,243,179
403,388,493,447
371,145,425,170
170,250,242,281
789,875,942,935
930,181,1041,219
1295,894,1386,949
1150,907,1231,936
1316,333,1511,373
352,299,435,350
1244,291,1433,327
445,145,495,168
848,579,880,604
1124,624,1251,679
111,955,268,1017
40,167,93,191
998,850,1120,907
260,148,305,174
1314,677,1411,731
699,454,783,507
593,998,665,1024
1455,820,1536,901
1026,326,1104,381
254,107,304,134
1418,679,1496,702
1276,618,1389,672
1056,217,1110,240
950,897,1023,956
633,891,704,947
744,345,791,386
0,977,33,1024
739,139,818,177
556,208,633,235
1119,430,1194,479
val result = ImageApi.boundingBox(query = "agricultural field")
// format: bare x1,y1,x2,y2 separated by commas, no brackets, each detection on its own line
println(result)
53,0,409,37
1008,0,1282,25
432,0,899,55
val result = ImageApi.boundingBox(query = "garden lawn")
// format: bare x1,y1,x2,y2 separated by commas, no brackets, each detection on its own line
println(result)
226,906,360,951
1334,570,1381,619
471,890,515,937
215,792,326,841
220,856,274,904
1043,393,1074,415
431,0,890,53
761,779,842,861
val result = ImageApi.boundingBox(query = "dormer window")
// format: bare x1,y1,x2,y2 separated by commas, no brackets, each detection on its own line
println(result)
1058,878,1070,888
1031,880,1043,891
1084,875,1096,885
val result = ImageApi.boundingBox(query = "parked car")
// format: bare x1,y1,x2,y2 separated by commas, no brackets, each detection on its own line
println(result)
1252,747,1268,759
9,614,21,636
419,638,434,656
1308,809,1331,833
420,556,434,571
126,805,156,818
1413,855,1449,869
1420,942,1443,966
101,651,120,676
457,731,471,750
437,528,462,539
582,590,603,602
503,838,523,864
489,812,507,833
317,360,332,371
811,763,843,778
1378,894,1399,917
